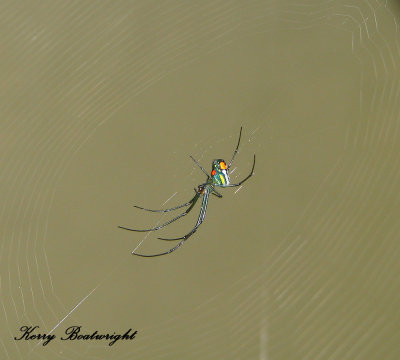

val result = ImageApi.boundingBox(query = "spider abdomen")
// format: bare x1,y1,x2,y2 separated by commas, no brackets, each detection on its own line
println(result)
211,159,230,186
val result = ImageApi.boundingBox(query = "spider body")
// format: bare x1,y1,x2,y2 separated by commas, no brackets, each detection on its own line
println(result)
119,127,255,257
196,184,207,194
211,159,230,186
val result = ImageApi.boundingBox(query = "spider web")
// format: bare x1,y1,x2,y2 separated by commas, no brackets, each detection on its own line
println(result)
1,1,400,359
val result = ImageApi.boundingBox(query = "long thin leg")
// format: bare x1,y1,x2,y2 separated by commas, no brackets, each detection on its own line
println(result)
216,154,256,188
211,188,223,198
157,187,210,241
228,126,242,170
134,201,191,213
189,155,209,178
132,188,210,257
119,192,200,232
131,238,187,258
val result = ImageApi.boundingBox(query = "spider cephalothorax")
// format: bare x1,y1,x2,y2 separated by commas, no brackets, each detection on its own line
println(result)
197,184,206,194
211,159,230,186
119,127,255,257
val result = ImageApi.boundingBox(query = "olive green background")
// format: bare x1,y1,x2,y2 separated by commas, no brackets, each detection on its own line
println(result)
1,1,399,359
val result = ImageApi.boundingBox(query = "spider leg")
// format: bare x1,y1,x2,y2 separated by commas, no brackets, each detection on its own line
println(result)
211,188,223,198
119,192,200,232
133,201,191,213
131,239,187,257
157,187,210,242
216,154,256,188
132,190,209,256
189,155,209,178
227,126,242,170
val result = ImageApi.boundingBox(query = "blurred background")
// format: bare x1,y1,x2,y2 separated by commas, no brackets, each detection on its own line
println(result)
1,1,400,359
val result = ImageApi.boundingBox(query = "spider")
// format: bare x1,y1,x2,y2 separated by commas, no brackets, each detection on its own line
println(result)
119,127,256,257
